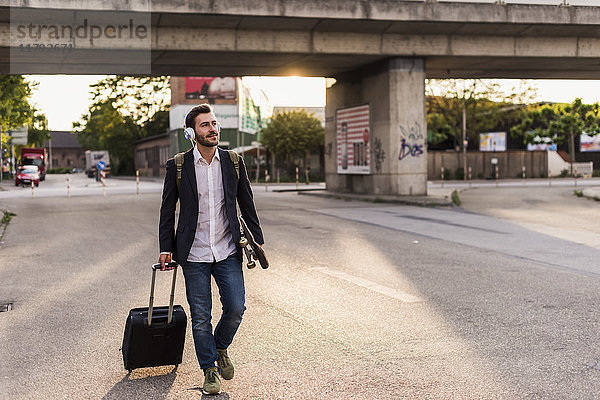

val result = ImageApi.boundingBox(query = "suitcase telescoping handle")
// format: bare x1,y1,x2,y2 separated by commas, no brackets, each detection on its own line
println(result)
148,262,178,326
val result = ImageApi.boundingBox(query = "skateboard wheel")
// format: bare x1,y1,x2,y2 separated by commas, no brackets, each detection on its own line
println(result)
239,238,248,247
247,261,256,269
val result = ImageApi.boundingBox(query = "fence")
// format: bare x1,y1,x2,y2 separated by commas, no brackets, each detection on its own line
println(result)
428,150,548,180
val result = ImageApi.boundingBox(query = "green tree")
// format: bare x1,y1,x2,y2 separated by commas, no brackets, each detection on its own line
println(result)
0,76,35,132
27,113,51,147
89,76,170,125
75,76,171,174
261,110,324,174
143,109,170,137
510,98,600,164
75,101,142,175
426,79,537,149
0,77,49,178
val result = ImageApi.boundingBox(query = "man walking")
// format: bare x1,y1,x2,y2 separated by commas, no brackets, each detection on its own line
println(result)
158,104,264,394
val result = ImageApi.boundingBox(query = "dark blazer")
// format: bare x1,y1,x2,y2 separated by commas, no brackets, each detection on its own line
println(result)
159,147,264,264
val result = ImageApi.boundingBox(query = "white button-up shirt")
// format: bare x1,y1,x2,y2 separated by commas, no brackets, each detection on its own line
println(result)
187,146,236,263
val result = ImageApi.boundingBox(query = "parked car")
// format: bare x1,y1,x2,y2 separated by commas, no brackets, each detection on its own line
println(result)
15,165,40,187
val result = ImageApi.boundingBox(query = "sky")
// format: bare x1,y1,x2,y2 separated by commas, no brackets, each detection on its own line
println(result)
25,75,600,131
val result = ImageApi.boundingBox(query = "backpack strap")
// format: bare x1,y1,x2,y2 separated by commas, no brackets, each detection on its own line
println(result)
227,150,239,181
174,152,185,195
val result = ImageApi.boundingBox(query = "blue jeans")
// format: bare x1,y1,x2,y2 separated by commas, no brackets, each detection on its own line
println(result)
181,253,246,371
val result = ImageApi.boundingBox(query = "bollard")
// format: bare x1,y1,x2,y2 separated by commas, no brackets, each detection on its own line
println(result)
277,169,280,184
31,180,34,198
265,170,269,192
66,173,71,198
522,166,526,184
101,170,106,196
574,169,578,187
441,167,445,189
136,170,140,195
495,165,499,188
549,170,552,187
295,167,299,190
468,166,472,189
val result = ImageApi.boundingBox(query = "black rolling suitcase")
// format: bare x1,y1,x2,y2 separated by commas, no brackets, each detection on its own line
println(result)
122,263,187,372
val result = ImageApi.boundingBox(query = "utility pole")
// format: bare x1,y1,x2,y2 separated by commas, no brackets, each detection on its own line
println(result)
48,137,53,170
462,101,467,180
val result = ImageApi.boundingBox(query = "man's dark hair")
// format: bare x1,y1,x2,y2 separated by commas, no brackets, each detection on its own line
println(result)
185,103,213,128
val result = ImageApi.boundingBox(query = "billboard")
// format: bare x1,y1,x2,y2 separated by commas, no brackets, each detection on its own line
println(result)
185,77,236,100
479,132,506,152
336,104,370,174
580,132,600,152
238,78,272,135
169,104,238,132
238,80,259,134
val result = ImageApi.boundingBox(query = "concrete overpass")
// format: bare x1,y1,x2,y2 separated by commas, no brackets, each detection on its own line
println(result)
2,1,600,78
2,0,600,195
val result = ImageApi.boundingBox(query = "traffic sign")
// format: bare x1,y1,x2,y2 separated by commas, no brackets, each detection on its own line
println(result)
7,126,28,145
96,161,106,170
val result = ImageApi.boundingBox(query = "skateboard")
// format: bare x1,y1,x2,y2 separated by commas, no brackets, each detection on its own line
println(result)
239,216,269,269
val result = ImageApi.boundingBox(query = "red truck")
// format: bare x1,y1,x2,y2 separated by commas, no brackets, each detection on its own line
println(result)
21,147,47,181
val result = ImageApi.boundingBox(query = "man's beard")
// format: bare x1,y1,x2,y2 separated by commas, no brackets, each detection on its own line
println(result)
196,134,219,147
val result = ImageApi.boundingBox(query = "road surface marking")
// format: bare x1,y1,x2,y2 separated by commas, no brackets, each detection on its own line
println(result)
310,267,423,303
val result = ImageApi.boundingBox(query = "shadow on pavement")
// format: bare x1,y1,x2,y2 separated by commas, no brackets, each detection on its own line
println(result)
102,367,177,400
198,389,230,399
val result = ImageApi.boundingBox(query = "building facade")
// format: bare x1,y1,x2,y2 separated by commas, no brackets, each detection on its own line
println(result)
45,131,85,170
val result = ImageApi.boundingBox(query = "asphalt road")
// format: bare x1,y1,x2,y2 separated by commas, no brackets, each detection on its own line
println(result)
1,183,600,399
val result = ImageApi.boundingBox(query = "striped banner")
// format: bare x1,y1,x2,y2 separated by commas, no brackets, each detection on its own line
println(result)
336,104,371,174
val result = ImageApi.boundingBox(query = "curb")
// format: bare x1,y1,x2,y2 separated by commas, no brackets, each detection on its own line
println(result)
580,188,600,202
272,188,327,193
298,190,454,207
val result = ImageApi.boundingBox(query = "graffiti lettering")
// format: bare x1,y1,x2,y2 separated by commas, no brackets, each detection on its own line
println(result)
399,122,423,141
399,138,423,161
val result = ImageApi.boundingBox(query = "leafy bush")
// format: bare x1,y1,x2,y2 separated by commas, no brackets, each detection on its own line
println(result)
451,190,461,206
2,210,16,225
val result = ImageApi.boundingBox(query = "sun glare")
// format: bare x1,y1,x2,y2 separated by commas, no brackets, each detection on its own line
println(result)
242,76,326,107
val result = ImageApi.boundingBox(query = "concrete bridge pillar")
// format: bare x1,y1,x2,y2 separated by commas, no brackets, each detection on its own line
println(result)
325,58,427,196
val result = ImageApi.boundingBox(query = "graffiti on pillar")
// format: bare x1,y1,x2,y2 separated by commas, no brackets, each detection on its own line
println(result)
325,142,333,158
398,122,424,161
399,138,424,161
372,137,385,173
399,122,423,141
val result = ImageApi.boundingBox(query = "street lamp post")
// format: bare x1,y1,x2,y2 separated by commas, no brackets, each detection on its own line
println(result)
462,101,467,180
